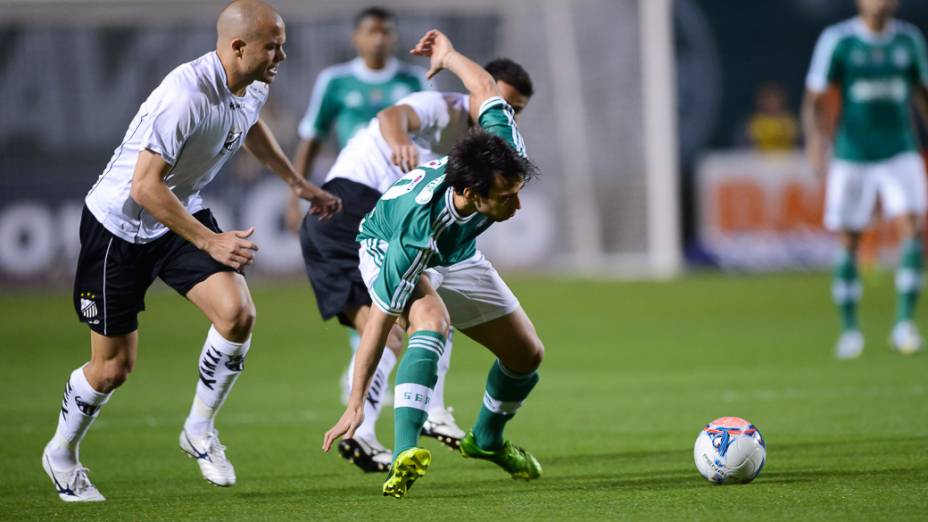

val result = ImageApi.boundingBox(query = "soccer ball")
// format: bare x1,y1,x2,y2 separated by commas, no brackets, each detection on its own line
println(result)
693,416,766,484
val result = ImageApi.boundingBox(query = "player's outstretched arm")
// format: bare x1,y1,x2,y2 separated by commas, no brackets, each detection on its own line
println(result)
244,119,343,219
322,306,398,452
130,149,258,270
410,29,499,116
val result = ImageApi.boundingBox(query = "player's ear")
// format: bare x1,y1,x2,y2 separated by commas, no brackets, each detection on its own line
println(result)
232,38,246,57
461,187,476,202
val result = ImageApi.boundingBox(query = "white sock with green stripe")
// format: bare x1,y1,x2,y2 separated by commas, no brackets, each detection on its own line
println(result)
393,331,444,458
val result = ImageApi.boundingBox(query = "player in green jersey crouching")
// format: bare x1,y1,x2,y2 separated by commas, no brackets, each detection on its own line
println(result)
322,29,543,498
803,0,928,358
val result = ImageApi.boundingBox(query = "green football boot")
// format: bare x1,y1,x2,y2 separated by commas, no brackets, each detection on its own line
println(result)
459,432,542,480
382,447,431,499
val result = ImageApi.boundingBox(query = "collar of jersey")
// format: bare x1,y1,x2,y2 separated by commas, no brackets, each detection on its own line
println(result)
444,187,477,224
211,51,248,101
351,57,399,84
853,18,898,44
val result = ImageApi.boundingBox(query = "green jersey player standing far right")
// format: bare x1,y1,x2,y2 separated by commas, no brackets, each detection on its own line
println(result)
323,29,543,499
803,0,928,359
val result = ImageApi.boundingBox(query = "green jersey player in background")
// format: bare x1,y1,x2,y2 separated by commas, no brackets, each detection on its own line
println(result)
803,0,928,359
287,6,427,230
323,29,544,499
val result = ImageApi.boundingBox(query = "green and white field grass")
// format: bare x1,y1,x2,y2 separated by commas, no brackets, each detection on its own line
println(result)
1,273,926,520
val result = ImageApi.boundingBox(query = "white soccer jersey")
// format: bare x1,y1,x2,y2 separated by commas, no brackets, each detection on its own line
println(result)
324,91,470,193
85,51,269,244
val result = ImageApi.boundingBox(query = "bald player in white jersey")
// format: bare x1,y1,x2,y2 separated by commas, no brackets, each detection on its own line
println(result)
41,0,341,502
297,59,532,472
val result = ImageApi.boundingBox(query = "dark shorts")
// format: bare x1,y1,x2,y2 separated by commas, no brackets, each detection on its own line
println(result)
299,178,382,327
73,205,236,336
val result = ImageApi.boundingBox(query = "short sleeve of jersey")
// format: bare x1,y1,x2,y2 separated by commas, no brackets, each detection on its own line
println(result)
397,91,451,133
806,27,843,92
476,96,527,157
370,207,434,315
298,69,338,140
140,88,207,166
371,240,431,315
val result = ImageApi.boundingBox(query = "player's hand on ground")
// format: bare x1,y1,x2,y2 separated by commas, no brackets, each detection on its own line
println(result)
410,29,456,80
390,143,420,172
204,228,258,270
297,185,342,220
285,194,303,234
322,405,364,452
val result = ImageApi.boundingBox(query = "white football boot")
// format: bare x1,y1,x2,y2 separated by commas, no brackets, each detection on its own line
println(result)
179,429,236,486
834,330,864,360
890,321,924,355
42,446,105,502
422,407,466,450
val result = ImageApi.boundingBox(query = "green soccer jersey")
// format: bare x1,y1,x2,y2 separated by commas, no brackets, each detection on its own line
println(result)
358,97,526,315
298,57,428,148
806,18,928,162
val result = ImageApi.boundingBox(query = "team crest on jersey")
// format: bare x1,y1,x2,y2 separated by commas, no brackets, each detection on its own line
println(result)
416,175,445,204
223,129,243,152
79,292,99,324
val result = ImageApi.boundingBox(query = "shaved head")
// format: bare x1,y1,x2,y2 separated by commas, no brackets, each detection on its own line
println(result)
217,0,282,45
216,0,287,93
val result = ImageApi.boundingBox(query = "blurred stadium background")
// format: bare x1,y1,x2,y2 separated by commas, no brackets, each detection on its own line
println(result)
3,0,928,283
2,1,928,519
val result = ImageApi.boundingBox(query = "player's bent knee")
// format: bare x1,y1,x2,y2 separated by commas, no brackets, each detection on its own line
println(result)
526,338,545,370
411,315,450,338
215,300,256,339
502,337,544,374
93,358,134,392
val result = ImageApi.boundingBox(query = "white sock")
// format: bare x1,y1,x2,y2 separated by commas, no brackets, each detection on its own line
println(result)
47,365,111,469
351,347,397,442
430,329,453,413
184,325,251,438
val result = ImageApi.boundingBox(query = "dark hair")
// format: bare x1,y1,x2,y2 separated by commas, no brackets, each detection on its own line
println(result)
446,129,538,197
353,6,395,28
484,58,534,97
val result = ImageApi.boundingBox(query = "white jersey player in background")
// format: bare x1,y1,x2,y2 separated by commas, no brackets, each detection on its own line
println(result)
41,0,340,502
297,57,532,471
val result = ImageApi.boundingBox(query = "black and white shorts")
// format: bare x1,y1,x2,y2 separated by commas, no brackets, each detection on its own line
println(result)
299,178,382,327
72,205,236,336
